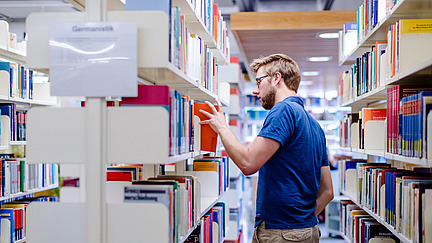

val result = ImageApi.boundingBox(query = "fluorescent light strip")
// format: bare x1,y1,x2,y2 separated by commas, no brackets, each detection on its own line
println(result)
302,71,319,76
318,32,339,39
308,56,331,62
300,81,313,86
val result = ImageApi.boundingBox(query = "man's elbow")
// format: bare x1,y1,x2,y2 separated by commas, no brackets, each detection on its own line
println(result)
239,163,259,176
327,189,334,203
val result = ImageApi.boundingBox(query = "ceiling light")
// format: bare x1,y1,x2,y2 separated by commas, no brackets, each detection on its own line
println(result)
318,32,339,39
308,56,331,62
302,71,319,76
312,108,325,114
300,81,313,86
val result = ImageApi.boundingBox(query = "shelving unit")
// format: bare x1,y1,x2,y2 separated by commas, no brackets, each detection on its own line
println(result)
0,45,26,63
0,183,59,202
339,0,432,66
171,0,228,65
341,192,412,243
24,0,231,242
26,10,227,105
337,0,432,242
340,142,431,166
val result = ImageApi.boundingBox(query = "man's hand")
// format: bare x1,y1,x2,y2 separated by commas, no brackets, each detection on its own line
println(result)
199,99,229,134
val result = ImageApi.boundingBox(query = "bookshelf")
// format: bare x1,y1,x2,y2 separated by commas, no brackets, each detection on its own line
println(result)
337,0,432,242
0,45,26,63
341,191,412,243
340,147,429,166
24,0,232,242
339,0,432,66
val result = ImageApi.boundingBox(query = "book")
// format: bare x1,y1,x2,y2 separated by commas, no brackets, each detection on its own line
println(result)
193,102,219,152
398,19,432,73
106,171,133,182
0,208,15,243
121,85,170,110
134,179,179,243
343,22,358,57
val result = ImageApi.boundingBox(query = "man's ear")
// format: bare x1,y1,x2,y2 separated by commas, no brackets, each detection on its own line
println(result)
273,72,282,86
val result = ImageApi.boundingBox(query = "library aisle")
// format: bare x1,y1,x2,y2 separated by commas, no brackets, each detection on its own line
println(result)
3,0,432,242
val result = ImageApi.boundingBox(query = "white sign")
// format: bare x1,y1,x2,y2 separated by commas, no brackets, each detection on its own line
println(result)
49,22,138,97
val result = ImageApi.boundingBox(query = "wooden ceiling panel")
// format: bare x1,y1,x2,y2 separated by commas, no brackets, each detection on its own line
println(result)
230,10,356,94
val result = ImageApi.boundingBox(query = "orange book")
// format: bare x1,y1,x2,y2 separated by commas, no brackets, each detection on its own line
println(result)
362,108,387,126
193,102,219,152
213,3,219,43
193,161,219,172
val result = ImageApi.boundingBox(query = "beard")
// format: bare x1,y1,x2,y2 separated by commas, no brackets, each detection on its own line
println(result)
261,86,276,110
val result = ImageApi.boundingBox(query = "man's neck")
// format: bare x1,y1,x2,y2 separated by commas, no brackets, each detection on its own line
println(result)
275,89,297,104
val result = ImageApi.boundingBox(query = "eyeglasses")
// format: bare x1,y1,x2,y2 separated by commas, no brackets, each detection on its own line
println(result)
255,75,269,87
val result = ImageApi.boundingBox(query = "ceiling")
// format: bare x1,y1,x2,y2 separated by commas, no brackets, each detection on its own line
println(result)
230,10,356,96
0,0,360,97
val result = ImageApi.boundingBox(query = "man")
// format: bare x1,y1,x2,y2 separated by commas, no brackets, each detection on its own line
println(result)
200,54,334,242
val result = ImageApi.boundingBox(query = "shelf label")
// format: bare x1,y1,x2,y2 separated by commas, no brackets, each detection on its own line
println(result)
49,22,138,97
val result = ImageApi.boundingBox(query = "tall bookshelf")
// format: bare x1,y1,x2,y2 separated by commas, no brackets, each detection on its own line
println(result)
338,0,432,242
0,19,60,243
23,0,232,242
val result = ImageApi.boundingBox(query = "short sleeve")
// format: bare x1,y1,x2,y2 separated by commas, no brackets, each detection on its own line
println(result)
257,103,295,147
321,148,329,167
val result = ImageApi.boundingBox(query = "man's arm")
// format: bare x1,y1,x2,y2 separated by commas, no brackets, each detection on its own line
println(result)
199,100,280,176
315,166,334,215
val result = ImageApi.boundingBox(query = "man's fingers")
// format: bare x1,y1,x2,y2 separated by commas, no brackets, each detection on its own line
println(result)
199,120,210,125
199,109,213,118
205,101,218,114
215,99,223,114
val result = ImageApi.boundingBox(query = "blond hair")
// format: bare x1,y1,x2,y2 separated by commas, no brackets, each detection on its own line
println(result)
250,54,301,92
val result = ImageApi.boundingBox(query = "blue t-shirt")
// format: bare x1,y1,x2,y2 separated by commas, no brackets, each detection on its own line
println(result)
255,96,329,229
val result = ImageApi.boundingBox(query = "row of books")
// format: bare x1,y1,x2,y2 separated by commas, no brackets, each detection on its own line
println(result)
124,2,228,96
0,154,58,197
386,86,432,156
184,202,226,243
339,0,424,59
356,0,388,45
339,159,432,242
121,85,221,156
339,90,432,159
339,107,387,150
189,156,230,196
0,62,34,100
182,0,229,56
340,200,400,243
171,6,220,95
106,157,229,242
0,195,58,243
0,103,28,144
339,39,387,103
212,4,230,58
339,18,432,104
389,90,432,158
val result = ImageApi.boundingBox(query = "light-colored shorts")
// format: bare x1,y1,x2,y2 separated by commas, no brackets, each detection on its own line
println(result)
252,221,320,243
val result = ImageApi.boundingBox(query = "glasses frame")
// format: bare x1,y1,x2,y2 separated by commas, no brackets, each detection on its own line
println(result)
255,75,269,87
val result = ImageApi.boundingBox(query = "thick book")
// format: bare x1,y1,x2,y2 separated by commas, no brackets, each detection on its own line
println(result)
121,85,170,110
193,102,219,152
106,171,133,182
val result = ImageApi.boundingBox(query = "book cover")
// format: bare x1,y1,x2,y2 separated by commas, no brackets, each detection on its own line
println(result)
193,102,219,152
106,171,133,182
398,19,432,73
193,161,219,172
121,85,170,110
